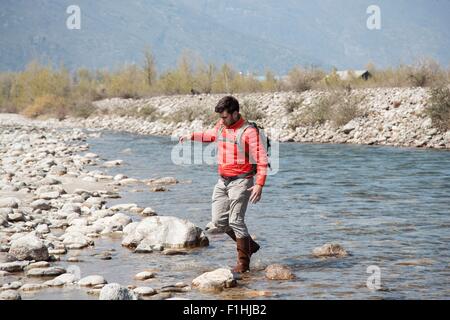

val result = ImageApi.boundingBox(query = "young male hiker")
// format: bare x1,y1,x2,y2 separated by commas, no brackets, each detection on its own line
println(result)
179,96,268,273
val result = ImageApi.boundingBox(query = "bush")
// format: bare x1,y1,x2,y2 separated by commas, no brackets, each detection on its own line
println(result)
163,105,217,126
406,59,446,87
425,86,450,131
284,97,303,113
68,100,97,118
330,93,365,127
21,95,68,119
287,67,325,92
288,90,364,128
240,100,265,121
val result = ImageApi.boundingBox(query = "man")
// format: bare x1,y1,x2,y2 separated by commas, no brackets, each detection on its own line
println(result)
180,96,268,273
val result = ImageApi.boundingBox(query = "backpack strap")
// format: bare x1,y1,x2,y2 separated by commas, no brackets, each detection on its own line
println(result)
236,121,255,158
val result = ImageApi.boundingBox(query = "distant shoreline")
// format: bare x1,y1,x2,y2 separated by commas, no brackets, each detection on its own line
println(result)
1,87,449,150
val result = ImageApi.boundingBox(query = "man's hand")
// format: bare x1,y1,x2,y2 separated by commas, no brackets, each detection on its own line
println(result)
179,134,191,143
247,184,263,204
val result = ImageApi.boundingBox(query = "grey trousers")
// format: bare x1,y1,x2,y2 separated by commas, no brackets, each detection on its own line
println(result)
211,177,254,238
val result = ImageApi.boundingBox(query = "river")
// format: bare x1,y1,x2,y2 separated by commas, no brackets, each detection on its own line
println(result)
24,130,450,299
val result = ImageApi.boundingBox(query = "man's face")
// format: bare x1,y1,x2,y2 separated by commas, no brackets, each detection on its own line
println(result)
220,110,239,126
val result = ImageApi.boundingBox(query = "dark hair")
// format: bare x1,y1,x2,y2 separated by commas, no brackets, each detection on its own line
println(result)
215,96,239,113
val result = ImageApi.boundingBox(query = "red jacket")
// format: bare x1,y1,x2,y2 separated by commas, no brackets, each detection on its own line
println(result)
191,116,268,186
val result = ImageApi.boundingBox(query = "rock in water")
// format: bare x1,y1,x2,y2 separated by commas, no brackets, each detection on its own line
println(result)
8,233,49,261
0,290,21,300
312,243,348,257
265,264,295,280
121,216,209,250
78,275,107,287
99,283,138,300
192,268,237,292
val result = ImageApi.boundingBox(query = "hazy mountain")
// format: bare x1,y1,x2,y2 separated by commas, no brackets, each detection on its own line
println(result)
0,0,449,74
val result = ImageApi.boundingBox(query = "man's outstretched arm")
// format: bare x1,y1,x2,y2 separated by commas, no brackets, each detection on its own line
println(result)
179,120,222,143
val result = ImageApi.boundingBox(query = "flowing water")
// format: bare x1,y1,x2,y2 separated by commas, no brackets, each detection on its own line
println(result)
21,131,450,299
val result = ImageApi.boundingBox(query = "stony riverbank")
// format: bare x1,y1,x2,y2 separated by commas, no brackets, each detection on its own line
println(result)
56,87,450,150
0,116,215,300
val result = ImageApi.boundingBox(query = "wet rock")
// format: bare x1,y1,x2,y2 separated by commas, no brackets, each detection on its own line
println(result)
1,281,23,291
0,290,21,300
24,261,50,271
78,275,107,287
60,232,94,249
44,273,78,286
265,264,295,280
110,203,137,211
162,249,188,255
159,285,191,293
134,243,153,253
113,174,128,181
83,152,98,159
8,233,49,261
149,177,178,185
26,267,66,277
99,283,138,300
142,207,157,216
147,292,173,300
97,251,113,260
0,261,30,272
104,160,123,167
151,186,168,192
133,287,156,296
312,243,348,258
19,283,48,292
122,216,209,250
67,256,83,263
192,268,237,292
94,212,132,234
134,271,155,280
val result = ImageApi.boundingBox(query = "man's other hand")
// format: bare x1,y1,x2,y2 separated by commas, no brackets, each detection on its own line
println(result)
248,184,263,204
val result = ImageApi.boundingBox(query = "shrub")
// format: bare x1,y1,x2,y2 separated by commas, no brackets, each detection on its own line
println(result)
21,94,68,119
288,90,364,128
240,100,265,121
425,86,450,131
287,67,325,92
68,100,97,118
330,93,365,127
163,105,217,126
284,97,303,113
406,59,446,87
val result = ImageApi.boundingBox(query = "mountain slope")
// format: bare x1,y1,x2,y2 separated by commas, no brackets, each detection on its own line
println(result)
0,0,449,73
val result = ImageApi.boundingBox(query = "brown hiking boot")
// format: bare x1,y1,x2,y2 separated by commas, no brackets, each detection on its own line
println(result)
232,236,252,273
226,230,260,256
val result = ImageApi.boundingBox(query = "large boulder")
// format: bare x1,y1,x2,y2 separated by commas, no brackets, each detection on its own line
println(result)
121,216,209,250
99,283,138,300
8,233,49,261
192,268,237,292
